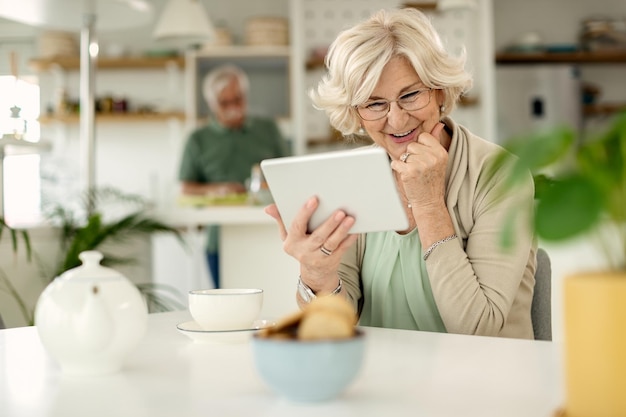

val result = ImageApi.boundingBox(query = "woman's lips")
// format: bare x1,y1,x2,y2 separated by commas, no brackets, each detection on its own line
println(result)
389,128,417,144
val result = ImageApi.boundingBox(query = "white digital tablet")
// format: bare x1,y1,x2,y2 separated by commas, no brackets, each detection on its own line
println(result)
260,146,409,234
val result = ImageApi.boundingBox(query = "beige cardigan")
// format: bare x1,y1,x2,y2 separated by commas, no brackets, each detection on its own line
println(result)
338,118,537,339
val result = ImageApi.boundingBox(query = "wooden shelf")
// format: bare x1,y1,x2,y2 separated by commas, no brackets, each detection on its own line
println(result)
30,46,290,72
496,50,626,64
29,56,185,71
305,56,325,70
39,112,185,124
459,95,479,107
194,45,290,59
583,103,626,117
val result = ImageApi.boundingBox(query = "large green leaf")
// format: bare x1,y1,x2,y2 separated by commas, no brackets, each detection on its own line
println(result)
577,113,626,224
504,126,575,172
48,187,185,277
535,175,605,241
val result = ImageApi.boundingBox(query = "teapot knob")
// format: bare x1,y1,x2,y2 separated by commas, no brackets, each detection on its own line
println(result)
74,285,114,352
79,250,104,266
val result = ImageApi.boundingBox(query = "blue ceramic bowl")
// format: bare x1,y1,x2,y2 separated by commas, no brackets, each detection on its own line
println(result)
251,331,366,402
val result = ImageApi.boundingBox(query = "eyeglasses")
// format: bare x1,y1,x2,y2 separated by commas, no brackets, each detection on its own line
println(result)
218,95,244,108
356,88,433,121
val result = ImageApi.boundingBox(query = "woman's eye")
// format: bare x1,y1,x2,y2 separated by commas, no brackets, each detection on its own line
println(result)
400,91,420,101
366,101,387,111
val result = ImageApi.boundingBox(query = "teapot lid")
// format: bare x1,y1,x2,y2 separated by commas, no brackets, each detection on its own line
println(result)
59,251,124,282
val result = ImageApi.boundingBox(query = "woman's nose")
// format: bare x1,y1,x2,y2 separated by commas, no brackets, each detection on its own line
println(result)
386,101,409,128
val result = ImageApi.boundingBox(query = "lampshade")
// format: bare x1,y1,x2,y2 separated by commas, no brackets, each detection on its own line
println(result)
153,0,215,44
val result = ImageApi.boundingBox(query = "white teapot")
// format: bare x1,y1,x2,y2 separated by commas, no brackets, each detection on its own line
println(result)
35,250,148,375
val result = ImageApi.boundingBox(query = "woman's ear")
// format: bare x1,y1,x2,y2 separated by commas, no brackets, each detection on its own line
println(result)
436,89,446,108
436,89,447,115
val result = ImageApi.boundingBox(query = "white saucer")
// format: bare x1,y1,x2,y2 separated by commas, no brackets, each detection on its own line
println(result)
176,319,275,343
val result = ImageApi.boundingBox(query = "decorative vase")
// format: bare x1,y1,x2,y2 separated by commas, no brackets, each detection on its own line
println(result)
563,271,626,417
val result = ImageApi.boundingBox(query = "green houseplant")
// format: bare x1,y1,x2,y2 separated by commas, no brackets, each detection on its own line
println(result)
0,187,187,327
44,187,187,313
499,111,626,417
0,217,33,326
500,112,625,265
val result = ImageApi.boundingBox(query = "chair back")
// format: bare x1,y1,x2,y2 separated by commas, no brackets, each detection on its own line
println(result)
532,248,552,341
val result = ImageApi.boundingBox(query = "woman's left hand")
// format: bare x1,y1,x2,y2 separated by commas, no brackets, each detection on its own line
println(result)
391,122,448,213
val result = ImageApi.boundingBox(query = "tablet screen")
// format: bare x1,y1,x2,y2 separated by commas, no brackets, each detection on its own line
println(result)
260,146,409,234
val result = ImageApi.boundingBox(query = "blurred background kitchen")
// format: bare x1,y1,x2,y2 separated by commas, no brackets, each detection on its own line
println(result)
0,0,625,335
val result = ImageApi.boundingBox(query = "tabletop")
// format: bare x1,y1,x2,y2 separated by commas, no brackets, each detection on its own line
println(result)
0,311,564,417
157,205,274,227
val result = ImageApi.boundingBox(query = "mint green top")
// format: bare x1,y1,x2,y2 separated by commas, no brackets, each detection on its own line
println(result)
339,119,536,339
359,229,447,332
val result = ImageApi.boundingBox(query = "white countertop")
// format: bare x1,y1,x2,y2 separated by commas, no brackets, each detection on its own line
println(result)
0,311,564,417
157,205,275,227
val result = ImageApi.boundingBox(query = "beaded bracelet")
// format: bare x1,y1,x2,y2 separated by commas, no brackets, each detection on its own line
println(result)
423,234,458,261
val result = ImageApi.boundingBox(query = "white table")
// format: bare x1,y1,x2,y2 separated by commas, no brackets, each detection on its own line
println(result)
0,311,564,417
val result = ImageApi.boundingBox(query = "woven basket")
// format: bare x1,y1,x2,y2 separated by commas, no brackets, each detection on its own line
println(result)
245,17,289,46
38,31,79,58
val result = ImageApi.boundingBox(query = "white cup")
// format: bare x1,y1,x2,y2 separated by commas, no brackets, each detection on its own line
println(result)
188,288,263,330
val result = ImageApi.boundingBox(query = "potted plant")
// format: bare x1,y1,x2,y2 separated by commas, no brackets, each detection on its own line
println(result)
44,187,187,313
0,217,33,327
498,111,626,417
0,187,187,327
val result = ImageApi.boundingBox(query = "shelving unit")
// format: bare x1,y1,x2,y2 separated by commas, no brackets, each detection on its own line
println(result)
29,54,187,127
496,50,626,119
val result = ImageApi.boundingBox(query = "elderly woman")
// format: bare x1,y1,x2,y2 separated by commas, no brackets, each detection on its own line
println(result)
266,8,537,339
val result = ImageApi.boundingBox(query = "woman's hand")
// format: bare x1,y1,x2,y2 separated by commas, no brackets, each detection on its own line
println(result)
391,122,447,214
265,197,358,293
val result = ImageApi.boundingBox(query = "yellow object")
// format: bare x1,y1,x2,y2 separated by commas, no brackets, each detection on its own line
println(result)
177,193,248,207
563,272,626,417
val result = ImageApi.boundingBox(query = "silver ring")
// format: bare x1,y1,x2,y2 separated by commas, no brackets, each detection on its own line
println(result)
320,246,333,256
400,152,411,163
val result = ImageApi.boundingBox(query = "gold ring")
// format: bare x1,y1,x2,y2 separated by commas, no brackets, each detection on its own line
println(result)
320,246,333,256
400,152,411,163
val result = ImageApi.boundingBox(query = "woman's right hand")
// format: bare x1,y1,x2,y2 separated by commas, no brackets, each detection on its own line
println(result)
264,197,358,293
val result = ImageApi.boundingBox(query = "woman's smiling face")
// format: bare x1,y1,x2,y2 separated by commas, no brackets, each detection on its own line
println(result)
360,56,444,161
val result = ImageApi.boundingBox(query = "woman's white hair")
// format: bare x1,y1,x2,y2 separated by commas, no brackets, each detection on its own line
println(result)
310,8,473,137
202,64,250,111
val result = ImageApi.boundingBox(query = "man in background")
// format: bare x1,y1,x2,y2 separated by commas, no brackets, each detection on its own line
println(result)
179,64,288,288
